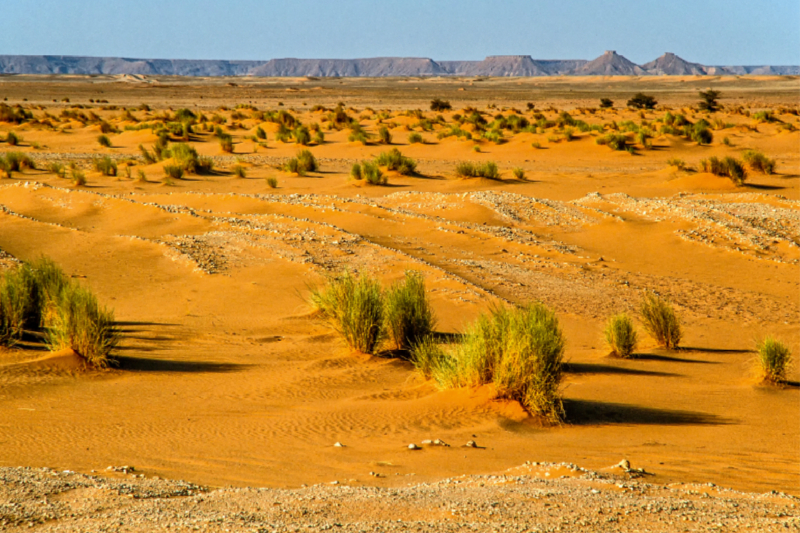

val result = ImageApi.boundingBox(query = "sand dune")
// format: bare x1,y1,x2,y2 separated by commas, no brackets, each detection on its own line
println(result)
0,78,798,503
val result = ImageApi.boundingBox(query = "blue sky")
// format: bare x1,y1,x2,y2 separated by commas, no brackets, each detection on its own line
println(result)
5,0,799,65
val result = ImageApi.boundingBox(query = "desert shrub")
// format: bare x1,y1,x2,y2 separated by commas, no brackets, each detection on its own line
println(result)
169,142,198,172
294,125,311,145
666,158,686,170
348,129,368,144
0,264,38,341
604,313,638,358
378,126,392,144
71,169,86,186
756,336,792,384
531,142,541,149
93,156,117,176
408,132,424,144
350,161,385,185
219,133,234,153
742,150,776,174
484,129,505,144
599,98,613,109
596,133,629,151
5,131,21,146
627,93,657,110
424,303,565,422
296,149,318,173
639,292,681,349
45,283,119,367
0,103,33,123
99,121,118,134
700,156,747,185
374,148,417,175
512,167,526,180
233,164,246,178
430,98,452,112
282,157,304,175
255,126,267,140
753,110,776,123
384,271,436,350
312,130,325,144
454,161,499,179
698,89,721,113
690,123,713,145
266,177,278,188
722,136,731,146
410,336,447,379
309,271,385,354
48,162,66,178
138,144,156,164
163,164,184,180
97,134,111,148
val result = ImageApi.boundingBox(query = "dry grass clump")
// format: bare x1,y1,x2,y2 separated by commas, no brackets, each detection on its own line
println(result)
384,271,436,350
455,161,499,179
282,149,318,176
596,133,631,152
603,313,638,358
408,132,424,144
413,303,566,422
0,258,117,366
378,126,392,144
742,150,776,174
163,164,184,181
1,151,36,175
755,336,792,384
233,164,246,178
97,134,112,148
5,131,21,146
374,148,416,175
350,161,386,185
639,292,681,349
310,271,385,355
93,156,117,176
699,156,747,185
266,177,278,188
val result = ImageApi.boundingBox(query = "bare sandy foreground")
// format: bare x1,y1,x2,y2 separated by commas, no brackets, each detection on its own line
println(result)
0,76,798,529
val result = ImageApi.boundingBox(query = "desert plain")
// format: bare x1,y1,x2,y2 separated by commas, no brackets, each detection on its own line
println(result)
0,74,798,531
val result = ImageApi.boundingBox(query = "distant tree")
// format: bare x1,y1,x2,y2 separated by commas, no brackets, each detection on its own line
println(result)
599,98,614,109
526,102,535,111
430,98,452,112
698,89,722,112
627,93,657,110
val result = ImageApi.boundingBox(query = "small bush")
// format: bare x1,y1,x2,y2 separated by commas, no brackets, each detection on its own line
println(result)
294,126,311,145
48,162,66,178
71,169,86,186
604,313,638,358
410,336,447,379
296,149,318,172
5,131,21,146
455,161,499,179
512,167,526,180
374,148,416,175
690,123,713,145
430,98,452,112
163,164,184,181
753,110,776,123
756,336,792,384
97,134,111,148
596,133,629,151
93,156,117,176
384,271,436,350
255,126,267,140
666,158,686,170
639,292,681,349
266,177,278,188
351,161,386,185
627,93,657,110
378,126,392,144
309,271,385,354
233,164,246,178
742,150,776,174
698,89,721,113
700,156,747,185
45,283,119,367
408,132,424,144
313,130,325,145
282,157,304,176
219,133,234,153
136,169,147,182
599,98,613,109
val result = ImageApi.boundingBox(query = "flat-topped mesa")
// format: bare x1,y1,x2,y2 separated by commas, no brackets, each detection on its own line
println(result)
642,53,707,75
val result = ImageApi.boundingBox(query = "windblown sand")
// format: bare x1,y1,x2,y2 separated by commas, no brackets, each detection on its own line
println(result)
0,76,797,530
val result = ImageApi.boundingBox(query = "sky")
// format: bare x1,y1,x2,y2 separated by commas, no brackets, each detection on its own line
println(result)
4,0,799,65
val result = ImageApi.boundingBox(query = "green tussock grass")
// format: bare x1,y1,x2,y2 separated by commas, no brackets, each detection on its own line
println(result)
413,303,566,423
93,156,117,176
639,292,682,349
374,148,416,175
384,271,436,351
755,336,792,384
454,161,499,179
309,271,385,355
350,161,386,185
97,134,112,148
699,156,747,186
742,150,776,174
604,313,638,358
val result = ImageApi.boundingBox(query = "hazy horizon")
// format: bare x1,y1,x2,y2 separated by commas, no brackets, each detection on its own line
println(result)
2,0,798,65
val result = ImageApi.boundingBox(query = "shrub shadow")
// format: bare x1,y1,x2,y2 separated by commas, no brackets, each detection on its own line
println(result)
564,362,679,377
633,353,719,365
564,399,731,426
115,355,245,373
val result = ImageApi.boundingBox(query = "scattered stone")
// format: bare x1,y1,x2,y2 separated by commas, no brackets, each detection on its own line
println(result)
465,440,478,448
408,444,421,450
333,442,345,448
